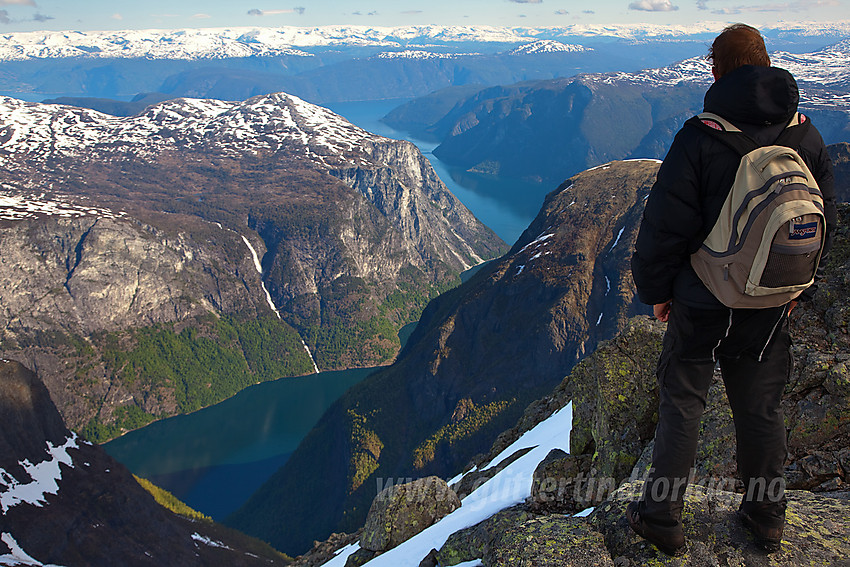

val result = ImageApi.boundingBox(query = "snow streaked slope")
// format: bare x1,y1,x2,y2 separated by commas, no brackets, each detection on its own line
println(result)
320,403,574,567
0,22,848,61
509,40,591,55
0,433,80,514
0,92,381,170
0,191,124,222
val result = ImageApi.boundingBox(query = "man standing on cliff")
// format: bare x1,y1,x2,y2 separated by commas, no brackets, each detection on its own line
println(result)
628,23,836,555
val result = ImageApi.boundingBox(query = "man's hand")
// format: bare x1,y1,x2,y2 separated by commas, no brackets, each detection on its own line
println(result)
654,300,672,322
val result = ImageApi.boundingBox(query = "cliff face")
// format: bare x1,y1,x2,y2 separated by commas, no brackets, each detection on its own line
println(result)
227,159,661,555
0,93,504,435
0,359,289,566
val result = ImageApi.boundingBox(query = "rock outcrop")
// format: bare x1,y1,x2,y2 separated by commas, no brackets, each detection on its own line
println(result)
360,477,460,554
0,359,288,566
435,482,850,566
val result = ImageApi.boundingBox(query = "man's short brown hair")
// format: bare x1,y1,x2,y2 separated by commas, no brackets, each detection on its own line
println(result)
707,23,771,78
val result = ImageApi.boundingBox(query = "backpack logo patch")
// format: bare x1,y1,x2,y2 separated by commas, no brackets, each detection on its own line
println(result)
701,119,724,131
789,220,819,240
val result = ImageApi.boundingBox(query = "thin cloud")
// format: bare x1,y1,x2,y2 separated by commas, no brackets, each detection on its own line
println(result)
554,8,569,13
111,13,123,20
0,10,9,24
192,13,211,19
32,12,51,21
509,0,543,3
0,0,36,6
629,0,679,11
248,7,306,16
401,10,423,14
696,0,708,9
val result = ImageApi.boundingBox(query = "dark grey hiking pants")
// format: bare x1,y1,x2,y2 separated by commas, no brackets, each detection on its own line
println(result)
640,301,790,530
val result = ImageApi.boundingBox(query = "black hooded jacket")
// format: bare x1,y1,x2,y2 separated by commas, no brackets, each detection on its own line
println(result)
631,65,837,309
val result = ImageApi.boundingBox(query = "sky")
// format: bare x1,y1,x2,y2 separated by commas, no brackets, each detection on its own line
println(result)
0,0,845,33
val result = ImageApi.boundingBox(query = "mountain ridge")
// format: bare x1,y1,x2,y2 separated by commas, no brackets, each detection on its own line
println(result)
0,92,504,438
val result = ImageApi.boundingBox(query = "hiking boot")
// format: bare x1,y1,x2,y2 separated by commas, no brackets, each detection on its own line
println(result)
738,509,783,553
626,501,685,556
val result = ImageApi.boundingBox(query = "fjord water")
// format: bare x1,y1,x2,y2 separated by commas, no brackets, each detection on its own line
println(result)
104,367,374,519
104,99,549,520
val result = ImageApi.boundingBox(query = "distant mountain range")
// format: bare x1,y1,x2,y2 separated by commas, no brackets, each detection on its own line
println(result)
1,23,849,61
383,40,850,184
1,22,847,105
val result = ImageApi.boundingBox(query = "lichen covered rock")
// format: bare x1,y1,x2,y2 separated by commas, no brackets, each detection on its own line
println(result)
359,476,460,553
437,505,614,567
530,449,596,512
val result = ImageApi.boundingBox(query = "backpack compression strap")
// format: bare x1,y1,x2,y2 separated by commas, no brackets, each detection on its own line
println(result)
685,111,811,156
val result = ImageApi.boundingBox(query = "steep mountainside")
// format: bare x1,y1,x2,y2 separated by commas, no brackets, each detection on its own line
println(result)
0,359,289,566
227,160,660,555
0,93,504,438
387,41,850,184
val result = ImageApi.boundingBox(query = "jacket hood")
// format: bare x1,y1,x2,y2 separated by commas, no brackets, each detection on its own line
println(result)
703,65,799,127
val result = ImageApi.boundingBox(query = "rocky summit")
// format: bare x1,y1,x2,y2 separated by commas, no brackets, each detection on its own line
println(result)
0,93,504,438
0,359,289,566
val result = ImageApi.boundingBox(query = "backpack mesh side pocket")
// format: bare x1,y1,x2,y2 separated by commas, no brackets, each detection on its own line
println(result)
758,214,822,288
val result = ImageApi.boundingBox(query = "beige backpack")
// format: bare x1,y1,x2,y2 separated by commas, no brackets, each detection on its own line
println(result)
688,112,826,308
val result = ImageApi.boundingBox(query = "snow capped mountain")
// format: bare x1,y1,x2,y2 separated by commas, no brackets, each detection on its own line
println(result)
0,93,381,171
0,22,847,62
508,40,591,55
0,28,313,61
595,40,850,112
772,39,850,86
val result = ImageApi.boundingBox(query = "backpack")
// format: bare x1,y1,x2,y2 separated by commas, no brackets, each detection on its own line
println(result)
686,111,826,309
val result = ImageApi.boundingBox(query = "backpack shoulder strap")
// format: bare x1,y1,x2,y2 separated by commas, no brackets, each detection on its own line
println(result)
773,112,811,150
685,111,812,156
685,111,758,156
